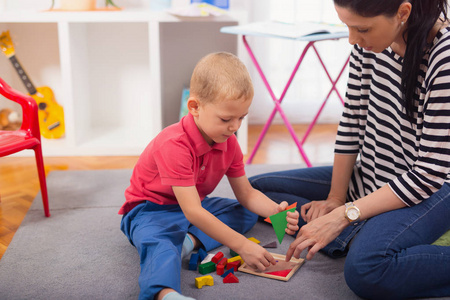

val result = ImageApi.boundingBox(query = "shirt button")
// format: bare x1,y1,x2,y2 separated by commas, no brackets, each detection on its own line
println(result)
201,166,205,170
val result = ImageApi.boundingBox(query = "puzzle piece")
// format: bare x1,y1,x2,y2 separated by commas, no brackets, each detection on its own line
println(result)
264,202,297,223
195,275,214,289
269,207,297,244
262,241,277,248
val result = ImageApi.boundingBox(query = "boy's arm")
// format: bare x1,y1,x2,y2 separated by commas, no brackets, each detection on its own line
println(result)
228,175,299,235
172,185,276,271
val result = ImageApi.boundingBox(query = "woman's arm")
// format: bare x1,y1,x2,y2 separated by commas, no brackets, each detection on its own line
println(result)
286,183,406,261
301,153,357,223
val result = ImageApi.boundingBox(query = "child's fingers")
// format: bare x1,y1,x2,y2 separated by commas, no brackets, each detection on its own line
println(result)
277,201,288,212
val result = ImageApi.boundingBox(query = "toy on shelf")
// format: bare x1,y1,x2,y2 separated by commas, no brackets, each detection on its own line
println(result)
50,0,121,11
0,108,21,130
0,31,65,139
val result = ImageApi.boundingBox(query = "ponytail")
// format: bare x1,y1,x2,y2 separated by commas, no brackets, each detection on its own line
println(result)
402,0,448,121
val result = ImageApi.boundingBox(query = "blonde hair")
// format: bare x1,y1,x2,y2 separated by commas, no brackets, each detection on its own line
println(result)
190,52,254,104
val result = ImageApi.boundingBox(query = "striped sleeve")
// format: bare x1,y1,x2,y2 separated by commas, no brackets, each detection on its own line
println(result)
388,41,450,206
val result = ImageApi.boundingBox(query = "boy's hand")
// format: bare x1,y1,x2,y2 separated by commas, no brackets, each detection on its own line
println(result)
275,201,300,235
237,240,276,271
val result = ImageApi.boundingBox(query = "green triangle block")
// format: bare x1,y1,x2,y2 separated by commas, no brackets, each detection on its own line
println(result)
269,207,296,244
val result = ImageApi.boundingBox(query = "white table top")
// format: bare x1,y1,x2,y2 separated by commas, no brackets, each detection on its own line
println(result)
221,21,349,42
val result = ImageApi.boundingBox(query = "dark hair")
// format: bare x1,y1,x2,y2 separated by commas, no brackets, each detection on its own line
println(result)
334,0,448,121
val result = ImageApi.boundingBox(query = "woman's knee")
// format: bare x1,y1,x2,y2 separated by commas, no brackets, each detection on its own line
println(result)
344,252,405,300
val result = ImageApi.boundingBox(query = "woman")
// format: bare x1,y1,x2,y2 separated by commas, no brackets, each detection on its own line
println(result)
250,0,450,299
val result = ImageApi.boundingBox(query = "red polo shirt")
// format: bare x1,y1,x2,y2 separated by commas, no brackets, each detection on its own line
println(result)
119,113,245,215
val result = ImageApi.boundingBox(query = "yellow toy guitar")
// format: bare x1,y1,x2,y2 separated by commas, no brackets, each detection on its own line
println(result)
0,30,65,139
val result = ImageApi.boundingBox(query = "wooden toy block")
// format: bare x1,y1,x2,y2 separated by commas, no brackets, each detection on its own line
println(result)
198,248,208,262
217,257,227,267
216,264,225,276
228,260,241,271
195,275,214,289
198,261,216,275
189,253,199,271
227,256,244,265
221,267,234,278
262,241,277,248
247,237,260,244
223,273,239,283
229,249,239,257
211,251,224,264
200,253,214,264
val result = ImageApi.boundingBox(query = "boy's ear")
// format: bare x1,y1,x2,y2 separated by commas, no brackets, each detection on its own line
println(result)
187,97,200,116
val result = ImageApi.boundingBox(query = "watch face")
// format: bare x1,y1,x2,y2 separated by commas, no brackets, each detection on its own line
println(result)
347,208,359,220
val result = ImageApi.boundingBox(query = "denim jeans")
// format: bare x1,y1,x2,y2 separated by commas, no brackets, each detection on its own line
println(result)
121,197,258,300
249,166,450,299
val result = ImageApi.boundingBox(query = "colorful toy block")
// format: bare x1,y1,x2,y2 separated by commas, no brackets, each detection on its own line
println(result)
211,251,224,264
189,253,199,271
221,267,234,278
200,253,214,264
199,261,216,275
195,275,214,289
229,249,239,257
216,264,225,276
228,260,241,271
223,273,239,283
218,257,227,267
227,255,244,265
198,248,208,262
247,237,260,244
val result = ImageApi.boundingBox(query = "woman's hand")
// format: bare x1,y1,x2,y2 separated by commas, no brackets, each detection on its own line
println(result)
286,206,348,261
237,240,277,271
301,198,343,223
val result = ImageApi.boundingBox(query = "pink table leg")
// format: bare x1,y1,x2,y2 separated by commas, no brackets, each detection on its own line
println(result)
243,36,313,166
243,35,349,167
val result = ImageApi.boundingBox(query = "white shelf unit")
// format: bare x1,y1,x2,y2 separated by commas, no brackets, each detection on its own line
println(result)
0,10,246,156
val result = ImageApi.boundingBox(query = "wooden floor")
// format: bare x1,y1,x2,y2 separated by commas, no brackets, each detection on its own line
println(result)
0,123,338,260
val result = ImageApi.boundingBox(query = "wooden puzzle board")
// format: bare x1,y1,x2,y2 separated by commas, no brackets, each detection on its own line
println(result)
238,253,304,281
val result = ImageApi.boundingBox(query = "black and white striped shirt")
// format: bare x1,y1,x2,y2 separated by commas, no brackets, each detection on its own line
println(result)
335,26,450,207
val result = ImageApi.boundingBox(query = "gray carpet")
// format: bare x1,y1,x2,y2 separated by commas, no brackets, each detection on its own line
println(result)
0,165,446,299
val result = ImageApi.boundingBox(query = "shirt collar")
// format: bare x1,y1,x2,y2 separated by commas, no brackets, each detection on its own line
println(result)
182,113,227,156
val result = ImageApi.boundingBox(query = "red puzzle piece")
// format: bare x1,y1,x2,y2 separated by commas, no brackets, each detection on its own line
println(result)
265,269,291,277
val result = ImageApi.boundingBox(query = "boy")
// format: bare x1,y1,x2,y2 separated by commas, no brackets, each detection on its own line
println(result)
119,52,300,300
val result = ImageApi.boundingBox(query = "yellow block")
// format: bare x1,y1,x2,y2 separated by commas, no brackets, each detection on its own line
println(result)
248,237,260,244
227,255,244,265
195,275,214,289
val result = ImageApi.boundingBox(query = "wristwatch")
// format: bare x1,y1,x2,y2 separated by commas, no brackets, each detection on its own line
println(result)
344,202,361,224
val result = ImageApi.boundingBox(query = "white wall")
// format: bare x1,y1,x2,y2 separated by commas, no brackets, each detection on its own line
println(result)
0,0,350,126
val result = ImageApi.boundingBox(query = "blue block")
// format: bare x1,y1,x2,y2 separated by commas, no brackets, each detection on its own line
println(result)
189,253,199,271
198,248,208,262
221,267,235,278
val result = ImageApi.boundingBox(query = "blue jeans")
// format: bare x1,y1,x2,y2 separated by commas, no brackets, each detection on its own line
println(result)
249,166,450,299
121,197,258,300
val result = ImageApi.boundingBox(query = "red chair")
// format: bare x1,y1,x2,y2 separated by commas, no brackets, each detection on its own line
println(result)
0,77,50,217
